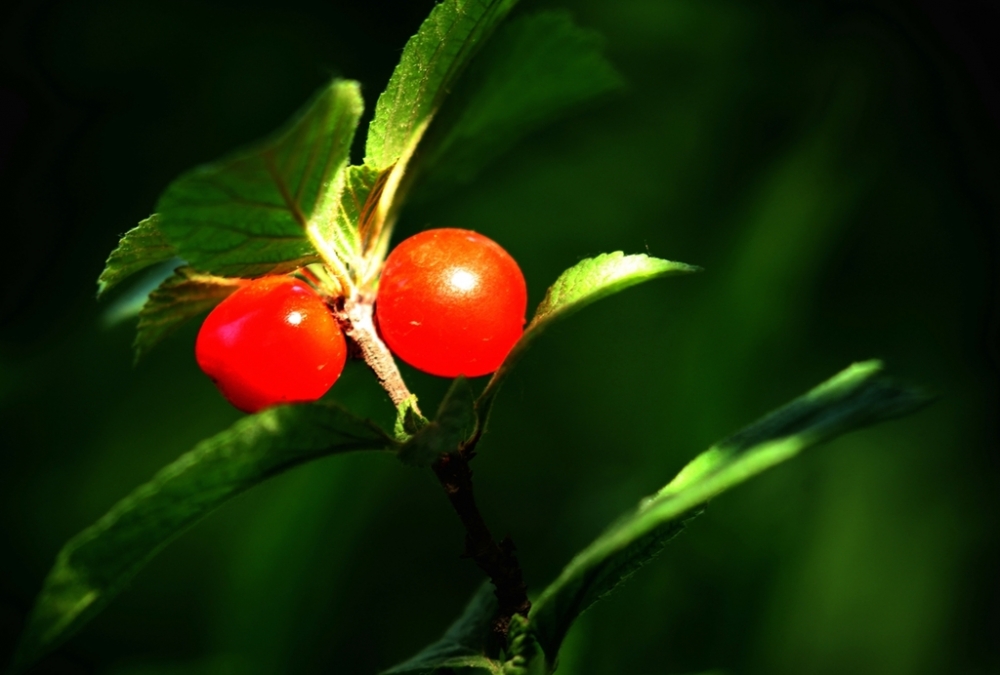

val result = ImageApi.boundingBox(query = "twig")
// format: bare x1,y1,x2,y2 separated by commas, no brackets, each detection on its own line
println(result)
432,450,531,640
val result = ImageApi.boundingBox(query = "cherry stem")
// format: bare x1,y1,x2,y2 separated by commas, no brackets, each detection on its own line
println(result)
339,297,419,411
432,450,531,643
340,298,529,643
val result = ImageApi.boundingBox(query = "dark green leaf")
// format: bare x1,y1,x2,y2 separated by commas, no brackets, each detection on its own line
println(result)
96,216,177,298
527,361,931,664
478,253,699,415
398,377,477,467
416,11,623,192
365,0,519,171
381,583,502,675
11,403,396,672
156,79,363,281
132,267,243,363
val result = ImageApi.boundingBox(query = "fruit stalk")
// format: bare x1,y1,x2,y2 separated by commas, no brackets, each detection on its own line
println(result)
343,293,529,642
338,296,418,410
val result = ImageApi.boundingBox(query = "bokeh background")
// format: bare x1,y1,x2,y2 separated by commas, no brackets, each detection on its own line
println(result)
2,0,998,673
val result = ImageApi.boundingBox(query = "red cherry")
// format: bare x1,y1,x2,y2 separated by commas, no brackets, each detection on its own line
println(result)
195,276,347,413
375,228,527,377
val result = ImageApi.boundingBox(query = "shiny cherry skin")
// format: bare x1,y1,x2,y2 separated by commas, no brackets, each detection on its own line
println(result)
375,228,527,377
195,276,347,413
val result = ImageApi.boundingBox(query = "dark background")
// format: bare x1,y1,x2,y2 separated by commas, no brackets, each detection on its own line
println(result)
2,0,998,673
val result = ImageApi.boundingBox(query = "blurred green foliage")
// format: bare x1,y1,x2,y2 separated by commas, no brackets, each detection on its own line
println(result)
1,0,997,674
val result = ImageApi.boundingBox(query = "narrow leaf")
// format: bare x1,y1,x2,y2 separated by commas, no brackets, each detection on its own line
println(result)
416,11,624,192
360,0,522,273
381,583,502,675
156,79,364,280
12,403,396,672
527,361,931,663
479,252,699,415
96,216,177,298
339,164,392,286
133,267,244,363
365,0,519,171
399,377,477,467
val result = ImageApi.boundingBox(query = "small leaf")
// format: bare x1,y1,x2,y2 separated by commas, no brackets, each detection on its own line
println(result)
339,164,393,286
398,377,477,467
526,361,931,665
133,267,244,363
394,394,430,442
501,614,546,675
479,252,699,415
156,79,364,281
416,11,624,192
381,583,503,675
12,403,396,672
365,0,519,171
96,216,178,298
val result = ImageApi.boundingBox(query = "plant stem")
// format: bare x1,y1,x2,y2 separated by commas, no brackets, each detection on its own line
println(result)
342,300,529,640
432,450,531,640
339,297,418,411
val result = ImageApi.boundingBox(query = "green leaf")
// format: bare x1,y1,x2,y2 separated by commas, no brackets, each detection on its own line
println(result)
526,360,931,664
156,79,364,281
338,164,391,286
100,260,181,328
398,377,477,467
416,11,623,192
132,267,243,363
394,394,430,442
502,614,546,675
381,583,502,675
11,403,396,672
479,252,699,415
97,216,178,298
365,0,519,171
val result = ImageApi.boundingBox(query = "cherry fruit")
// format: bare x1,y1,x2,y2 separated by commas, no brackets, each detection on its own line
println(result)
195,276,347,413
375,228,527,378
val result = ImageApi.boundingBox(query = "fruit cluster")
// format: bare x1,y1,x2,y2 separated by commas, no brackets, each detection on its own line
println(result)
195,229,527,412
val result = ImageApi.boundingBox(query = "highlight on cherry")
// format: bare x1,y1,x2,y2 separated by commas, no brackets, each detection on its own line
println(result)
195,275,347,413
374,228,528,378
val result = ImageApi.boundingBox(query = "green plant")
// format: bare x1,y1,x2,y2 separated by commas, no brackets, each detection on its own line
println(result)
376,228,527,377
195,276,348,413
8,1,931,673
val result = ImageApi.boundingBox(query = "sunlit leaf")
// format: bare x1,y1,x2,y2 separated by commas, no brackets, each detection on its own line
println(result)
394,394,429,442
360,0,520,267
97,216,177,298
381,583,502,675
133,267,244,363
12,403,396,672
525,361,931,665
365,0,519,171
478,252,699,415
156,79,363,281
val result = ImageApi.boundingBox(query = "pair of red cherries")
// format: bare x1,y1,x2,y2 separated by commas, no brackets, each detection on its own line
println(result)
195,229,527,412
